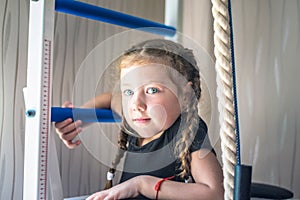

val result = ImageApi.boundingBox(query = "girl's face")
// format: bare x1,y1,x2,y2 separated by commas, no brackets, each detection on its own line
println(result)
121,64,183,138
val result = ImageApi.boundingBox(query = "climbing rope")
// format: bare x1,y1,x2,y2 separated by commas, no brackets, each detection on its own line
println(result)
211,0,240,199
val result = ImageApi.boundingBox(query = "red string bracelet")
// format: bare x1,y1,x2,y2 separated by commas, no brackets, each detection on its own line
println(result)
154,176,175,200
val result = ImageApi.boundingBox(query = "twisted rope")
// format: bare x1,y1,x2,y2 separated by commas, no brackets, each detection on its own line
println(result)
211,0,239,199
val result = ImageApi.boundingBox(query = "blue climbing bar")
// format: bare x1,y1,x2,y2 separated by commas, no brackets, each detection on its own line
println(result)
51,107,121,123
55,0,176,37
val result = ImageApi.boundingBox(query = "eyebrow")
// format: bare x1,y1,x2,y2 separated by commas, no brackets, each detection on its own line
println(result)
121,81,170,88
120,83,132,91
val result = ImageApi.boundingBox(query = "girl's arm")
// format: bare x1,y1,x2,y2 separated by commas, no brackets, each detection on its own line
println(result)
87,149,224,200
140,149,224,199
55,92,121,149
82,92,122,115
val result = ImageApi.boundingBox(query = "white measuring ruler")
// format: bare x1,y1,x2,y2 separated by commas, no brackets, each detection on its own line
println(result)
23,0,55,199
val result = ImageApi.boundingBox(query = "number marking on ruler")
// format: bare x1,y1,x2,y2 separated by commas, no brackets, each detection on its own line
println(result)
39,39,52,200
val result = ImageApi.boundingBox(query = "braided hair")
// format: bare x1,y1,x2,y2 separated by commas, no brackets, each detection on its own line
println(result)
104,39,202,188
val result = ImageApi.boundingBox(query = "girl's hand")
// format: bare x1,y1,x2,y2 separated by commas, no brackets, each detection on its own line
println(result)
54,101,83,149
86,176,141,200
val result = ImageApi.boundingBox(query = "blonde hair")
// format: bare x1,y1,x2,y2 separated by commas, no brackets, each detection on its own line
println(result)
105,39,202,189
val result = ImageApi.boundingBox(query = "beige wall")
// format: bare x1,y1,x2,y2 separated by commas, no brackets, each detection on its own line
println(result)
183,0,300,198
0,0,299,199
232,0,300,195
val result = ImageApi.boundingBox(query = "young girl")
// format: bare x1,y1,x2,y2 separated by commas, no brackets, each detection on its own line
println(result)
55,39,224,200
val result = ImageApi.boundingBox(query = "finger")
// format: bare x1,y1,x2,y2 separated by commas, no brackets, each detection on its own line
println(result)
93,191,110,200
103,195,112,200
57,120,82,136
64,139,81,149
86,192,103,200
62,101,74,108
54,118,73,130
60,127,82,141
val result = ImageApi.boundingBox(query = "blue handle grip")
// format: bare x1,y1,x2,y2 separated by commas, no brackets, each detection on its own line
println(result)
51,107,121,123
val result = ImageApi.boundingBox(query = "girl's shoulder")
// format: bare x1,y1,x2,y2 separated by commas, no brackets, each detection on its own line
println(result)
190,116,215,154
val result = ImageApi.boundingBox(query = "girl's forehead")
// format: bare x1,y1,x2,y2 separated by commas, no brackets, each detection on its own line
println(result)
121,64,187,85
120,64,188,94
121,64,168,79
121,65,168,88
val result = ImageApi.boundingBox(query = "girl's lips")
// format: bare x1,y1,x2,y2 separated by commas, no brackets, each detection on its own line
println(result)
133,118,151,123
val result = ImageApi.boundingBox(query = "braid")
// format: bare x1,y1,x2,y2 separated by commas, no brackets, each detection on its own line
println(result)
104,129,128,189
175,96,200,179
163,43,201,180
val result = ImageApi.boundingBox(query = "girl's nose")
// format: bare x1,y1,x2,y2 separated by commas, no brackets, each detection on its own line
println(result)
131,91,146,111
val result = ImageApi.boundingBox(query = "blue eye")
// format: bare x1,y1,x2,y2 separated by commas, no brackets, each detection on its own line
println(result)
147,87,159,94
123,89,134,96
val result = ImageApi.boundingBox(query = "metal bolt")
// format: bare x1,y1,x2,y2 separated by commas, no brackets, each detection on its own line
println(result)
26,110,36,117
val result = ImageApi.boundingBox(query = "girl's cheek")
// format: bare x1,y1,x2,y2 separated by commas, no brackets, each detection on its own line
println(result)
148,104,167,127
122,99,131,118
